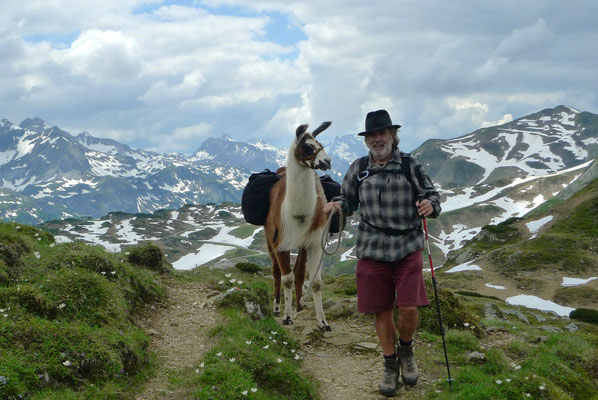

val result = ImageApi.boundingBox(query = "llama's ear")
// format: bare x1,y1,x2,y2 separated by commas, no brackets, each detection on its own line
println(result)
296,124,308,138
312,121,332,137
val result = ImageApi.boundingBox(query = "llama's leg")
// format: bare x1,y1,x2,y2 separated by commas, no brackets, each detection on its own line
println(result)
268,242,282,317
293,248,307,312
277,251,294,325
305,246,331,331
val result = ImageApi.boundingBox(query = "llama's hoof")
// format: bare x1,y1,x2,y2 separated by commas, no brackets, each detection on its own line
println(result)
282,316,294,325
319,323,332,332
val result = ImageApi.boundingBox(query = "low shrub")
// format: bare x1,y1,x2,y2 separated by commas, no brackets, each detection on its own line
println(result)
235,261,262,274
569,308,598,325
127,242,170,274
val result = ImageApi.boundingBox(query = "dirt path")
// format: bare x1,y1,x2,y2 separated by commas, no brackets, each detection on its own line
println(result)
136,280,220,400
296,319,434,400
136,280,436,399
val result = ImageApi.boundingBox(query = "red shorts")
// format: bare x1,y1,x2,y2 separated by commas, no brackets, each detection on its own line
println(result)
356,250,429,313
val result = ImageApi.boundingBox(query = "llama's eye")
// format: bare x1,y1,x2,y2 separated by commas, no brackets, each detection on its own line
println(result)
302,144,314,155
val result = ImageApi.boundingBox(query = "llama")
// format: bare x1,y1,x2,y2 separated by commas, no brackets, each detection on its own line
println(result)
265,122,333,331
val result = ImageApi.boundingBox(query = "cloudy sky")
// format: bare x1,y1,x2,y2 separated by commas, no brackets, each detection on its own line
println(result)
2,0,597,154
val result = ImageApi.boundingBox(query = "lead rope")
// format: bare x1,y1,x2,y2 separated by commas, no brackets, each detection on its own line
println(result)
302,207,344,301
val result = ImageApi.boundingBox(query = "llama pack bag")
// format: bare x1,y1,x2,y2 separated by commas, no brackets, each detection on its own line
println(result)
241,169,281,225
319,174,345,233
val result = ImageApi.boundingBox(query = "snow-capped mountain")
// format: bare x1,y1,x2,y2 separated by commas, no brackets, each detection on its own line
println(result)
413,105,598,188
1,105,597,225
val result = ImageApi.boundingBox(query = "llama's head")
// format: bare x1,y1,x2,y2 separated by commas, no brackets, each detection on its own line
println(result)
293,122,332,171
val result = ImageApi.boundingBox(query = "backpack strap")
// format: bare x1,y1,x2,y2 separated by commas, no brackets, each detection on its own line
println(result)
354,152,421,235
355,153,416,196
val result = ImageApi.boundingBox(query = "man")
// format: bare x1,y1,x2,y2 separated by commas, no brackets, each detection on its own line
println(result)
324,109,441,397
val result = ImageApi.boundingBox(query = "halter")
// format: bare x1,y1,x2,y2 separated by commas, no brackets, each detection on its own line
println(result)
296,142,324,169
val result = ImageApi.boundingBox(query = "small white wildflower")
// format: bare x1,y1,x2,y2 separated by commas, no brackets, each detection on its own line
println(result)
463,322,470,327
245,340,252,345
263,345,269,349
229,279,236,284
0,309,4,313
101,271,106,275
57,303,66,309
525,394,531,398
271,331,278,335
272,339,277,343
237,280,243,284
200,362,204,368
216,352,222,357
495,380,502,385
195,369,200,373
514,365,522,370
34,252,40,259
111,271,116,275
539,385,545,390
291,349,296,353
251,388,258,393
218,280,224,285
268,336,272,340
505,379,511,383
225,273,232,278
470,325,476,329
63,360,72,367
229,358,236,363
242,390,248,396
50,243,55,247
294,354,300,360
277,358,282,363
2,314,7,318
283,341,288,345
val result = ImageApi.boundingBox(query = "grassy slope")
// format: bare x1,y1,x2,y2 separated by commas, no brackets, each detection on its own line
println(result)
441,177,598,310
0,223,168,399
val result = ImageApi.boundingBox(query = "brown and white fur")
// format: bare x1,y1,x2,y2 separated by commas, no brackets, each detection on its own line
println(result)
265,122,332,331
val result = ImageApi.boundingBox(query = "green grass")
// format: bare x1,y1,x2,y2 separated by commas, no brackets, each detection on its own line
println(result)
0,221,167,399
190,310,317,399
229,225,259,240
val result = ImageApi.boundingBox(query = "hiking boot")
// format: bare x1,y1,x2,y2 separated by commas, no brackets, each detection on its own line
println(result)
379,358,398,397
398,344,419,386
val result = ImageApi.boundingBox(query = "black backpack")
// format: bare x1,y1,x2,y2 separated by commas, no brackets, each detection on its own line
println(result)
241,169,280,226
241,170,344,233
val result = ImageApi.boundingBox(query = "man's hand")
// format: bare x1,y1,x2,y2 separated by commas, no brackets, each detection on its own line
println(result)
416,199,433,217
324,201,342,214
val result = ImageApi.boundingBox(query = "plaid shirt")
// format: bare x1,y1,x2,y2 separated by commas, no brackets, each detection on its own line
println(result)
334,149,441,262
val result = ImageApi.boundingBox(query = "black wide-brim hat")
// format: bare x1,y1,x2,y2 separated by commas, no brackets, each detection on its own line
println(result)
358,109,401,136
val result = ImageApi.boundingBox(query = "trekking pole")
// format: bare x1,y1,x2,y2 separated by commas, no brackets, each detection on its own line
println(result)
420,204,454,390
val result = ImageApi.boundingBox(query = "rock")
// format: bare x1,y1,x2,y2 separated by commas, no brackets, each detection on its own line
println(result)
484,303,502,319
321,331,364,346
500,308,530,324
245,300,264,320
325,303,347,318
531,313,547,322
565,322,578,332
146,329,160,336
354,342,378,351
466,351,486,364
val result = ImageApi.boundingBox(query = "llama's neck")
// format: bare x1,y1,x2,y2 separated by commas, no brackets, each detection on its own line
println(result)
282,149,318,217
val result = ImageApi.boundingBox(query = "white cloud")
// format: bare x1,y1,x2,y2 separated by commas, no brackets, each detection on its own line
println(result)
1,1,597,155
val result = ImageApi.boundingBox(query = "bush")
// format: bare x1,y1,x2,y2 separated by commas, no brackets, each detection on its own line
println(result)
235,262,262,274
569,308,598,325
126,242,170,274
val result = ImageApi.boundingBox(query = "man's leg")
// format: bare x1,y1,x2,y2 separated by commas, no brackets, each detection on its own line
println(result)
376,309,398,396
397,306,419,386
